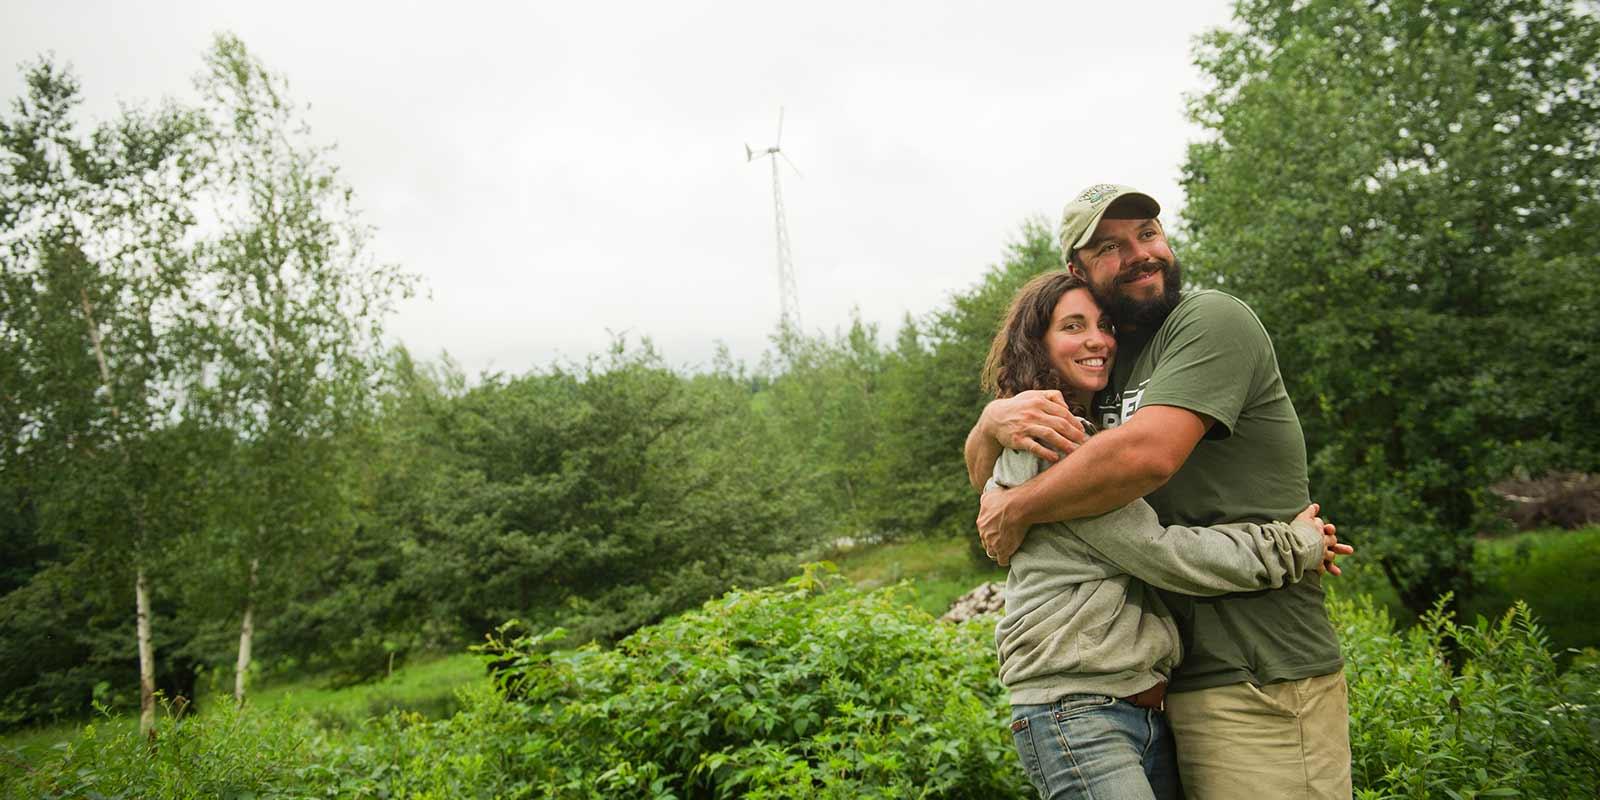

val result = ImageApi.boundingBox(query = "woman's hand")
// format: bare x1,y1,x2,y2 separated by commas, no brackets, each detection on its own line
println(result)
1295,503,1354,576
979,487,1029,566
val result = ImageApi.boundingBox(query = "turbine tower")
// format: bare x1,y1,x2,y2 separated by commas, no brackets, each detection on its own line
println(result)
746,108,802,332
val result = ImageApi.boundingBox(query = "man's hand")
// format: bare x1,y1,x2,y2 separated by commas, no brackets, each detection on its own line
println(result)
979,486,1029,566
1295,503,1354,576
979,390,1088,464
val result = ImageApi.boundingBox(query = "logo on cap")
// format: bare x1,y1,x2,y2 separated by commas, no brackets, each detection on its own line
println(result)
1077,184,1121,206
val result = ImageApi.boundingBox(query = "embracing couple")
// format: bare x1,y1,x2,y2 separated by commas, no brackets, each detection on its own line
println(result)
967,184,1353,799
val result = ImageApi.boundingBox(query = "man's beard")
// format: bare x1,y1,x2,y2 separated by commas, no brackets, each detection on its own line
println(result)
1097,255,1183,330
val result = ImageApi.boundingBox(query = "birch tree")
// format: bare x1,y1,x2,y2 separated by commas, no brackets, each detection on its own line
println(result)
187,35,415,704
0,60,207,733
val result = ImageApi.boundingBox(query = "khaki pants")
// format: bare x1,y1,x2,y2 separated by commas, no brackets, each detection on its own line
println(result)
1164,671,1351,800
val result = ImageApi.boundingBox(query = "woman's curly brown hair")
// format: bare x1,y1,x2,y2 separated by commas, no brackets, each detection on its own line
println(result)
980,271,1095,411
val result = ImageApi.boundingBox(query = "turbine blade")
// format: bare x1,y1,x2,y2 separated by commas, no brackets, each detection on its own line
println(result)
745,143,754,161
781,151,803,178
776,107,785,148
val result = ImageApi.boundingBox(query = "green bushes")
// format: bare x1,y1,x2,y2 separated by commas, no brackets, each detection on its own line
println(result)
7,573,1598,798
479,562,1024,798
3,566,1028,799
1338,594,1600,798
474,573,1600,798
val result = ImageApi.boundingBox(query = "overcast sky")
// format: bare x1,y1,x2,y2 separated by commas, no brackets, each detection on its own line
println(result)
4,1,1236,376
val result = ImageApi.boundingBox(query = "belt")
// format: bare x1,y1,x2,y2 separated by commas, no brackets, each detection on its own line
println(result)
1121,681,1167,711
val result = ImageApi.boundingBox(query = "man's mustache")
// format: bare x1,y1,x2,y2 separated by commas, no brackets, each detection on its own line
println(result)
1116,260,1170,285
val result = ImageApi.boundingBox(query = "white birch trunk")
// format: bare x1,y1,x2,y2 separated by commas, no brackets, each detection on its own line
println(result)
136,566,156,736
234,557,259,705
82,287,159,735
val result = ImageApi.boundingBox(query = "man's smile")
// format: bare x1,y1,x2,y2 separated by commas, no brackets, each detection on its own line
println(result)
1118,262,1164,286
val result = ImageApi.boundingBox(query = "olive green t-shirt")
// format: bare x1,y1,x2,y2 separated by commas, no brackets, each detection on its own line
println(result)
1093,289,1343,692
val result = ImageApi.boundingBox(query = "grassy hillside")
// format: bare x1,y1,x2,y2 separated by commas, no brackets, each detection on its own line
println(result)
1,653,484,764
831,535,1005,617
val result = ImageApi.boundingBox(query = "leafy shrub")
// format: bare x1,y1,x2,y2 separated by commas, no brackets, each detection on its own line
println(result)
293,686,529,799
1339,594,1600,798
480,562,1027,799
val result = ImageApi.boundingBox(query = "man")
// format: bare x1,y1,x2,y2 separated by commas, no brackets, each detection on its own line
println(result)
965,183,1351,799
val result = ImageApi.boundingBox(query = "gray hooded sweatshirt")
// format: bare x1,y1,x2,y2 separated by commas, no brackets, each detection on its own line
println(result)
990,449,1325,705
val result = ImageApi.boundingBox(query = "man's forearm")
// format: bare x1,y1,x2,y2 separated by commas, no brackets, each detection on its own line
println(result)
1007,407,1203,526
964,422,1002,490
1006,435,1164,525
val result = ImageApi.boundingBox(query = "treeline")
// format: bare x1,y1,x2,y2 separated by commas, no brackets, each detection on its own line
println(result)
0,31,1065,727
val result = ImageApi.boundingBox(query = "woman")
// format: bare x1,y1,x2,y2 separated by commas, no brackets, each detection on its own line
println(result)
982,271,1340,800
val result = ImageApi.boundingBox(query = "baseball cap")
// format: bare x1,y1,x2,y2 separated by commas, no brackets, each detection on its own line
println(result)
1058,183,1161,262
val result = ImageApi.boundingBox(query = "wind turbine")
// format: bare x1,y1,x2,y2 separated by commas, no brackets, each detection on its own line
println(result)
746,108,803,332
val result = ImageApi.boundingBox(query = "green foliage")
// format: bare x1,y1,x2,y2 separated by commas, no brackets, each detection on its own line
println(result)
871,221,1060,544
0,54,217,729
340,340,834,655
178,34,419,703
763,316,888,537
471,563,1025,798
1339,594,1600,798
2,567,1032,799
759,221,1063,545
1182,0,1600,614
1463,526,1600,658
0,37,416,720
8,569,1600,799
3,701,320,800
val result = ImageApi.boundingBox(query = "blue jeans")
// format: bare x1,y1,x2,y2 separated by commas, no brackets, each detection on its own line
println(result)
1010,694,1180,800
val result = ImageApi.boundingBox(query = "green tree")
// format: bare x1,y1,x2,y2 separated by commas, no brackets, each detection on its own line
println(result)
0,59,207,731
353,340,830,648
1181,0,1600,614
872,220,1061,545
761,315,887,538
184,34,416,703
250,349,465,681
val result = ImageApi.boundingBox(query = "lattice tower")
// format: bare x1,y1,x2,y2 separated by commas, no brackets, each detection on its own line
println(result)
747,109,802,331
